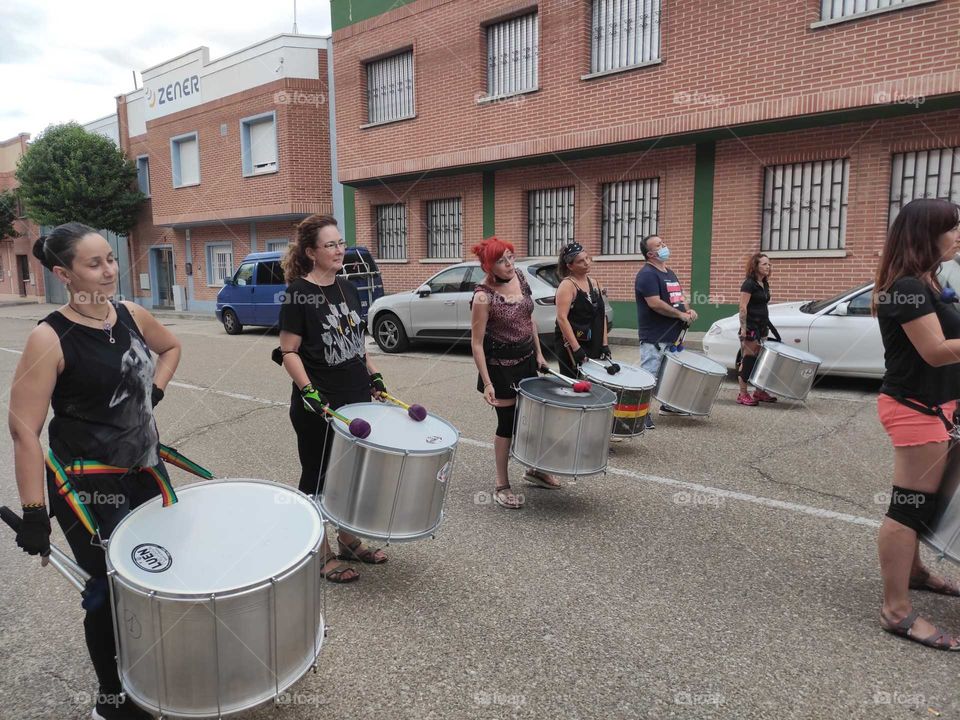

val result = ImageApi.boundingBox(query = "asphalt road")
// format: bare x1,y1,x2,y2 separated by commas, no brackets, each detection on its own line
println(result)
1,303,958,720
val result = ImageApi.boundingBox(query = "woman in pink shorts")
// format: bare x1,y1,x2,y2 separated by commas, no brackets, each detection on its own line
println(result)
875,198,960,650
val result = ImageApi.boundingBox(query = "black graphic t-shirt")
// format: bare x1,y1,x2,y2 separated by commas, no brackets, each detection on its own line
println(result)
279,277,370,407
43,303,160,468
740,277,770,330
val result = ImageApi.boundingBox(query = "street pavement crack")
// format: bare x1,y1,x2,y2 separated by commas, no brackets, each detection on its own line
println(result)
166,404,276,448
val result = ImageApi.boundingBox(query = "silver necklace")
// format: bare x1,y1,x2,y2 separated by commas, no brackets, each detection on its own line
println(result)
69,303,115,344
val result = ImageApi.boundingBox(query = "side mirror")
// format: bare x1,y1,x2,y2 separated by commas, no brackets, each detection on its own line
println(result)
831,301,850,316
416,285,431,298
223,278,235,287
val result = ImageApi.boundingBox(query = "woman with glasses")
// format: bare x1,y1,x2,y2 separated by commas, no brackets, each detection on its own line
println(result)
470,236,558,509
277,214,388,582
554,242,610,378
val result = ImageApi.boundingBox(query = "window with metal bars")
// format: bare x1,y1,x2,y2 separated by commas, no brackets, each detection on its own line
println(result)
426,198,463,259
366,51,415,124
760,159,849,252
590,0,661,74
601,178,659,255
528,188,575,257
820,0,920,22
376,204,408,260
486,12,538,98
207,244,235,286
889,147,960,224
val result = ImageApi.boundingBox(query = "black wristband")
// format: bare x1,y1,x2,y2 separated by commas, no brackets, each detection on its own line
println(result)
151,384,165,407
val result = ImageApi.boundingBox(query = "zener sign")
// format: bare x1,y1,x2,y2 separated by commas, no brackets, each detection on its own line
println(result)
145,74,202,119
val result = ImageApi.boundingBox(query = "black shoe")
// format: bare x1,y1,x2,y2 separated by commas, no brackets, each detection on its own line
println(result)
644,415,656,429
92,693,153,720
659,405,683,415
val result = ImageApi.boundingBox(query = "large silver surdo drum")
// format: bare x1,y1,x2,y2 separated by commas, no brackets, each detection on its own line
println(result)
654,351,726,416
511,377,616,477
923,440,960,564
749,342,822,401
106,479,326,719
580,361,656,438
321,402,459,543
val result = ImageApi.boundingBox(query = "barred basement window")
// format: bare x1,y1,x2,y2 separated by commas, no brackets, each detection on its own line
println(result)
889,147,960,224
487,12,538,98
820,0,920,22
426,198,463,259
601,178,659,255
761,159,849,252
376,204,408,260
591,0,661,74
367,51,414,124
528,187,575,257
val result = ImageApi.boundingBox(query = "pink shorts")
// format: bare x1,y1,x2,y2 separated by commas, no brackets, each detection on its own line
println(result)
877,394,956,447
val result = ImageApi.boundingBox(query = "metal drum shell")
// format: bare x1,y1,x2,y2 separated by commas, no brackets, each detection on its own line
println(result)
922,440,960,564
653,351,726,416
749,342,822,400
510,377,616,476
320,403,459,543
579,362,655,438
105,480,326,719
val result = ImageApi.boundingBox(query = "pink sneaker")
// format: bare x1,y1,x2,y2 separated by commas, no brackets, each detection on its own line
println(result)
736,392,759,406
753,389,778,403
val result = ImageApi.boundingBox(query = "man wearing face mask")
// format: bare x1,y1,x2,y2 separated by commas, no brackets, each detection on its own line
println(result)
635,234,697,428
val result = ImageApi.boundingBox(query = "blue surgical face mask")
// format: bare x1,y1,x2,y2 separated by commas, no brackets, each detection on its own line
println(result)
657,246,670,261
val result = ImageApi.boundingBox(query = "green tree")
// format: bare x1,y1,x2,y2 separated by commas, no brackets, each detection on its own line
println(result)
0,189,19,240
15,123,144,235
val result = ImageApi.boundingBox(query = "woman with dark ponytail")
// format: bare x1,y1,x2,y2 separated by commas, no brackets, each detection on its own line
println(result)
10,223,182,718
736,252,776,406
554,242,610,377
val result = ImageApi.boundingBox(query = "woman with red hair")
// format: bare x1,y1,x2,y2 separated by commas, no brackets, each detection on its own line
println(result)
470,237,558,509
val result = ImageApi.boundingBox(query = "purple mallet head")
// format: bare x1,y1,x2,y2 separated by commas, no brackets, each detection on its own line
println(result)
407,404,428,422
348,418,372,439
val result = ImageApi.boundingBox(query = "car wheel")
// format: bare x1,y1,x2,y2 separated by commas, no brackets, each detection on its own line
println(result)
222,309,242,335
373,313,409,353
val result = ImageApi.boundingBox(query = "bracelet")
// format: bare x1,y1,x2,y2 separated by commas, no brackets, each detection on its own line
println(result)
484,382,493,389
22,502,45,510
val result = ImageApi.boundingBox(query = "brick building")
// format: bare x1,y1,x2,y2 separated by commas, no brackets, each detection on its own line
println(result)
117,34,337,312
0,133,44,303
331,0,960,330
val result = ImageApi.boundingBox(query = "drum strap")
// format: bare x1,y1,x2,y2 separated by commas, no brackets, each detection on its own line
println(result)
890,396,960,438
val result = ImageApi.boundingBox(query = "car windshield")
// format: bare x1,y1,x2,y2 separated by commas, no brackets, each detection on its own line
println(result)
800,283,872,314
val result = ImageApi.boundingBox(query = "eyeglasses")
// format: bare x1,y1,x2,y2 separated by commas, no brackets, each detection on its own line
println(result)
318,240,347,250
494,253,515,266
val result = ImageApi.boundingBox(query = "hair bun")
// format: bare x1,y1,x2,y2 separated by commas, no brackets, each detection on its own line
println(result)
31,236,49,269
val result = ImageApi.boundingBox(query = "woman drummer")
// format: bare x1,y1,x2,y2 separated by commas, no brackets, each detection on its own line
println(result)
874,198,960,650
470,236,558,509
554,242,611,378
736,252,777,406
278,214,387,581
9,223,181,719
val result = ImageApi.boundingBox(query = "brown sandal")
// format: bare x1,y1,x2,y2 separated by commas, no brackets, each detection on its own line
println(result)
338,538,387,564
909,570,960,597
320,556,359,584
881,610,960,651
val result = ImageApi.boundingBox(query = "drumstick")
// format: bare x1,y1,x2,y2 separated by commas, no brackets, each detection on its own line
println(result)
587,357,621,375
322,406,372,438
381,392,428,421
540,365,592,393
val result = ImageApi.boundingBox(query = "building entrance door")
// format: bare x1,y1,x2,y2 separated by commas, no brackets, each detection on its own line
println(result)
154,248,175,308
16,255,29,296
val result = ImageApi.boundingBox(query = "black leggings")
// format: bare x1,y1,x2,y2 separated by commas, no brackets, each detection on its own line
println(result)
47,468,162,695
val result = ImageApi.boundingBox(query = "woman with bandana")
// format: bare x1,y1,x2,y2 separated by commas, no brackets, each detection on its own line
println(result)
554,242,610,378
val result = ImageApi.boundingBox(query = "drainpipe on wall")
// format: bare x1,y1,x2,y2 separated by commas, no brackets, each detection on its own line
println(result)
185,228,194,310
326,36,344,226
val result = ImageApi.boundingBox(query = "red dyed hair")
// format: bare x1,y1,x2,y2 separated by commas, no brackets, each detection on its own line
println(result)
471,236,515,273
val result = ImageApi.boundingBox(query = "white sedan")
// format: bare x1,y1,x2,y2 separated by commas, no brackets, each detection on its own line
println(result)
701,282,884,379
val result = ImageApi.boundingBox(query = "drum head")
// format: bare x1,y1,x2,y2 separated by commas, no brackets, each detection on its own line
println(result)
334,402,459,452
107,480,323,595
580,361,655,390
518,376,617,408
667,350,727,375
762,341,821,364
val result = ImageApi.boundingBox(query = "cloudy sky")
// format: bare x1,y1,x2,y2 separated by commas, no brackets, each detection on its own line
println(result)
0,1,332,141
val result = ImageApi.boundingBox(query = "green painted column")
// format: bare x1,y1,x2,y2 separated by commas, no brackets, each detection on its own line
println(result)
482,171,495,238
343,185,356,246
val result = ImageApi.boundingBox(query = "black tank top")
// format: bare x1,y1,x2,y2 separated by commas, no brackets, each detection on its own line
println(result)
555,277,605,354
42,303,160,468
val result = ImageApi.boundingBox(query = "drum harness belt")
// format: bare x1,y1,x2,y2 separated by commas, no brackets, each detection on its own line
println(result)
890,397,960,441
46,444,215,537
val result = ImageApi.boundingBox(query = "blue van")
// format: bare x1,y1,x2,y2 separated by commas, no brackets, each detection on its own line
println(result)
215,247,384,334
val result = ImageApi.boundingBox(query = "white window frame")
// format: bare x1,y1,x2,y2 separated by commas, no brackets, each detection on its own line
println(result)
376,204,408,260
170,132,200,188
812,0,938,28
265,239,289,253
206,243,234,287
586,0,662,79
528,187,575,258
761,159,850,254
136,155,150,197
426,198,463,260
365,50,415,126
601,178,660,256
889,146,960,225
240,111,279,177
485,12,539,99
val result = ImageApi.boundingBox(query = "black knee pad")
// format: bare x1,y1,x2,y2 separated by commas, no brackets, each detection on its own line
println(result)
739,353,758,382
495,404,515,438
885,486,938,534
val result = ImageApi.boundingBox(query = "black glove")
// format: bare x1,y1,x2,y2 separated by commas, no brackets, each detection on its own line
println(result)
151,384,164,407
538,363,550,374
599,345,612,360
572,347,587,366
300,384,327,414
369,372,387,394
16,505,50,557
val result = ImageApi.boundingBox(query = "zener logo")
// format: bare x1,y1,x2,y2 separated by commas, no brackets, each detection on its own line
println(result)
132,544,173,573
